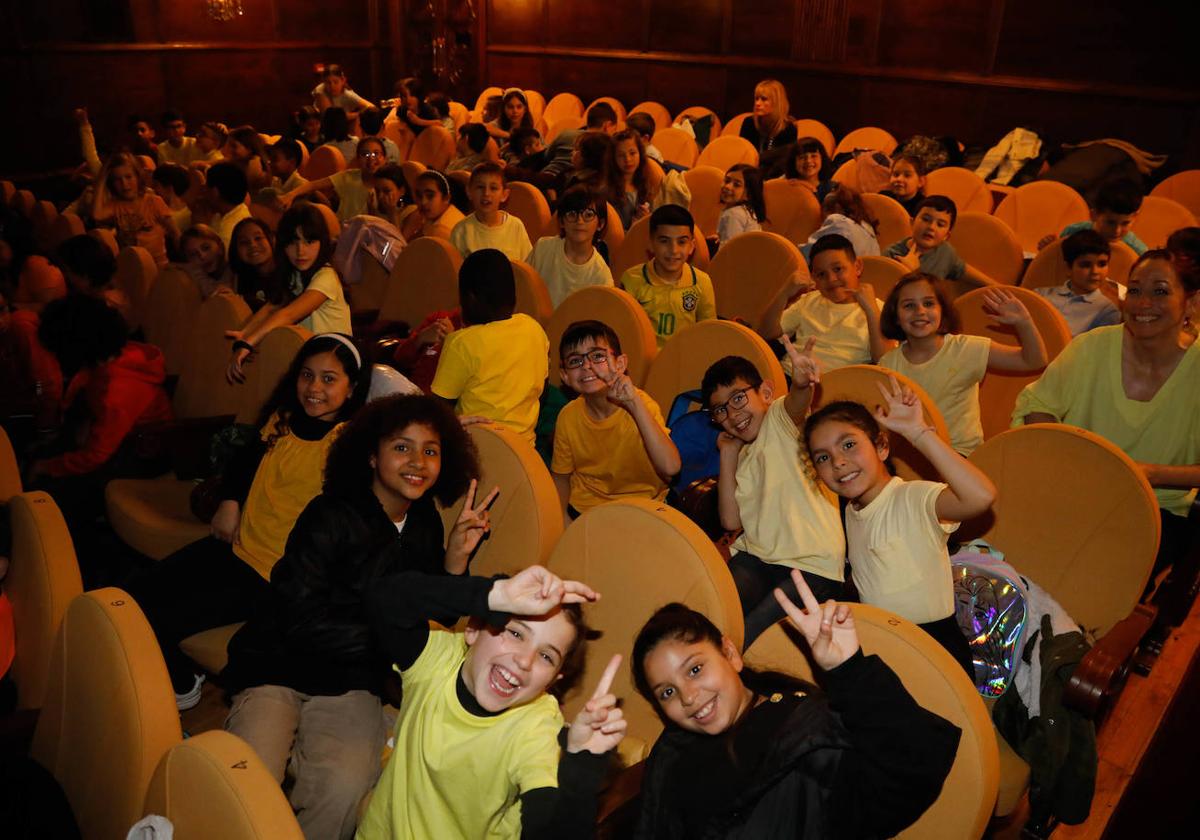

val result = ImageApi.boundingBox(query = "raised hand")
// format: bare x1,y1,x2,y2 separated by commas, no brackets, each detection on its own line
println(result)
785,270,815,299
781,334,820,389
599,366,638,409
894,243,921,272
773,569,859,671
567,654,627,754
488,565,600,615
446,479,500,566
716,431,744,455
853,281,878,312
872,375,928,440
418,317,454,347
981,288,1032,326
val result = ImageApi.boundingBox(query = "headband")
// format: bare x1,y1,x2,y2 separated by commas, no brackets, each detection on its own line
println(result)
421,169,451,194
315,332,362,369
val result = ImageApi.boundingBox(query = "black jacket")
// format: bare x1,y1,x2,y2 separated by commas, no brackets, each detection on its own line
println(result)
222,491,448,697
634,652,961,839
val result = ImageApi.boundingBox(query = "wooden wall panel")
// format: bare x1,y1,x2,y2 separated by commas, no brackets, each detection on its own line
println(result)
486,53,545,92
541,56,649,110
487,0,544,45
546,1,642,50
155,1,277,41
876,0,991,73
730,0,793,58
276,2,373,42
648,0,724,55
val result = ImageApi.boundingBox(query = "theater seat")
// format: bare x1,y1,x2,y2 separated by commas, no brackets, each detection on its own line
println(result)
524,89,546,124
141,265,204,376
708,230,806,327
651,128,699,169
49,211,86,250
546,285,657,387
835,126,899,157
602,202,625,255
682,165,725,237
994,182,1090,254
1149,169,1200,219
545,115,586,144
926,167,994,215
675,106,722,139
471,86,504,121
859,255,910,301
762,179,822,245
950,212,1024,285
792,118,836,158
377,236,462,328
1131,195,1197,249
506,181,555,242
610,214,708,279
1021,237,1139,295
543,92,585,125
409,126,456,171
511,259,553,326
862,193,913,251
114,246,159,331
696,136,756,170
0,426,20,503
589,96,628,125
180,622,244,676
629,101,672,133
721,111,753,139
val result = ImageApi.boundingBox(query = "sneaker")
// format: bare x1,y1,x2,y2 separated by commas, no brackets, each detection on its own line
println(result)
175,673,205,712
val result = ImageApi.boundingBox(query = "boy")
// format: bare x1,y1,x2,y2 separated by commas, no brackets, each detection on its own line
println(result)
283,136,386,222
1035,229,1121,336
431,249,548,443
268,138,307,194
357,107,402,163
758,233,887,375
194,121,229,166
703,340,845,647
151,162,193,233
885,195,990,286
620,204,715,347
449,162,533,261
1055,179,1147,255
156,109,202,167
625,112,663,164
449,124,498,173
205,162,251,252
551,320,680,522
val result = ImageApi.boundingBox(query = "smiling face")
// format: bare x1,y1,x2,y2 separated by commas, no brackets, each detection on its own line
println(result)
109,164,140,201
811,247,862,304
183,236,222,276
370,422,441,512
650,224,695,279
295,349,351,419
358,141,386,175
911,207,953,253
889,160,925,200
707,377,772,443
415,181,451,222
462,611,577,712
795,148,822,181
1067,252,1110,295
235,224,272,269
720,170,747,206
642,636,754,735
469,173,508,220
895,279,943,340
807,419,891,506
561,337,626,395
1122,257,1192,341
284,227,321,272
615,138,641,178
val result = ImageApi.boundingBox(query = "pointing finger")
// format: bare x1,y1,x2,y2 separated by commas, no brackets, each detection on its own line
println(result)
591,654,622,700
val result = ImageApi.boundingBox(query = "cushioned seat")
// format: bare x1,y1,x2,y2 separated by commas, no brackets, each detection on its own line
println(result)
545,116,586,144
792,118,836,157
720,112,753,140
951,212,1025,285
106,478,209,561
859,255,910,301
409,126,456,170
1131,195,1197,249
862,193,913,251
506,181,555,242
471,86,504,121
50,211,86,250
681,165,725,237
114,246,159,331
589,96,628,125
298,144,346,182
378,236,462,327
0,426,20,503
834,126,899,157
695,136,757,170
994,182,1090,254
546,285,657,387
180,622,244,675
926,167,993,214
650,128,699,169
629,101,672,133
543,92,585,125
675,106,722,139
511,260,553,326
1150,169,1200,219
708,230,806,327
141,265,204,376
762,179,822,245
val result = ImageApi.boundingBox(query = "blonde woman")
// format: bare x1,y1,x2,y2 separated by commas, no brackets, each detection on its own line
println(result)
739,79,798,155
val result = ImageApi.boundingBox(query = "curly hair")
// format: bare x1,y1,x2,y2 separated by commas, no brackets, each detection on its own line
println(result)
322,393,479,507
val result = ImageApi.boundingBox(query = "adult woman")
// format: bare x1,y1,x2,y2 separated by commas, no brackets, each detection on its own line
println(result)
739,79,798,171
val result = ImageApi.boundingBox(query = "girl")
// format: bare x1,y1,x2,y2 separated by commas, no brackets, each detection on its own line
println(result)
528,186,613,308
294,106,324,153
632,580,960,839
800,183,880,260
401,170,466,242
487,88,536,143
716,163,766,247
312,64,374,117
226,126,272,191
566,131,614,197
880,153,928,217
283,136,387,222
782,136,834,202
91,151,178,267
372,163,418,230
180,224,235,299
320,107,360,164
126,333,369,708
194,121,229,164
391,76,440,136
221,394,488,840
226,204,352,383
229,217,276,311
878,273,1047,454
803,377,997,675
608,129,660,232
739,79,798,167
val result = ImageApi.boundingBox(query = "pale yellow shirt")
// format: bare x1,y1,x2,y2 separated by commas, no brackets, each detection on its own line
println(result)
845,477,957,625
157,136,203,167
529,236,613,308
731,397,845,580
779,292,882,375
297,266,353,335
880,334,991,455
330,169,372,222
449,212,533,261
213,203,252,253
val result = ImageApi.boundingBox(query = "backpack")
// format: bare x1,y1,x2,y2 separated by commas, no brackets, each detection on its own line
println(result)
666,389,720,491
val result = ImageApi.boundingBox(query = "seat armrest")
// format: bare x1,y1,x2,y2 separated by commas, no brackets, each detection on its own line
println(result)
596,760,644,838
1064,602,1156,720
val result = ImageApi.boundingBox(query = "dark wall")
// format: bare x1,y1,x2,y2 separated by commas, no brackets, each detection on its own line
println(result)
482,0,1200,169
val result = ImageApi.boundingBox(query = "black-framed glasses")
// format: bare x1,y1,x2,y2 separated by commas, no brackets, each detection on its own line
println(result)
707,387,752,423
562,348,611,370
563,208,598,223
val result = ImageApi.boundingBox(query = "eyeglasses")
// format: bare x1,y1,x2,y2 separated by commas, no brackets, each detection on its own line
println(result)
563,209,598,223
361,151,383,159
562,348,611,370
707,387,752,423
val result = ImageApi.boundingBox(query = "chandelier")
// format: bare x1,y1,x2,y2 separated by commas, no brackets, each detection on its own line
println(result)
205,0,244,22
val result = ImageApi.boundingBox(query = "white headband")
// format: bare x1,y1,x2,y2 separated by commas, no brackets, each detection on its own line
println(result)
315,332,361,369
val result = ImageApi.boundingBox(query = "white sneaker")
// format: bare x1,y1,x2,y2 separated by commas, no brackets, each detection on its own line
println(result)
175,673,206,711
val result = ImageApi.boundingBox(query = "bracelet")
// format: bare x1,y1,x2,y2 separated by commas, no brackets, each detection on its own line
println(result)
912,426,935,444
233,340,255,355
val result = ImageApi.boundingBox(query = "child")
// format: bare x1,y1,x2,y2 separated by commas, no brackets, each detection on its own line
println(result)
448,162,533,261
566,132,614,197
401,170,466,242
268,138,308,194
620,204,716,348
294,106,324,153
608,129,659,232
631,588,960,838
150,162,193,235
539,102,618,190
757,234,887,375
5,257,66,434
528,186,613,307
312,64,374,117
226,126,273,191
221,394,488,840
157,109,202,167
625,112,663,164
321,107,360,164
431,249,548,443
1034,229,1121,336
283,136,387,222
229,217,275,310
716,164,766,247
427,91,455,132
879,274,1047,455
884,195,991,287
880,153,927,217
552,320,680,520
782,136,834,202
53,233,134,325
390,76,440,135
127,113,158,158
205,162,252,252
390,308,462,394
180,225,235,300
357,106,401,162
1054,178,1147,255
486,88,536,144
357,563,623,839
227,204,352,382
704,344,845,646
803,377,996,675
195,121,229,164
448,123,496,172
92,151,178,267
507,127,547,168
800,183,879,260
126,333,368,707
372,163,417,230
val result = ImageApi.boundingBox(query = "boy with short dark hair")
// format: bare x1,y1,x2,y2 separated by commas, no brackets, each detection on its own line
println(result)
620,204,715,347
551,320,680,522
449,162,533,260
157,109,203,167
205,162,251,251
357,107,402,163
1059,179,1147,255
1035,229,1120,336
625,112,663,164
151,162,193,233
268,138,307,193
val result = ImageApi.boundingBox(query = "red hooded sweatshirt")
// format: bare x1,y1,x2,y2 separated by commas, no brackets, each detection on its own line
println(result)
42,341,173,477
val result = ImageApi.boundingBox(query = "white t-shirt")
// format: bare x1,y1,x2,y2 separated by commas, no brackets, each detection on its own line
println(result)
312,83,372,113
296,265,352,335
779,292,883,375
717,204,761,246
529,236,613,308
449,213,533,261
213,203,252,253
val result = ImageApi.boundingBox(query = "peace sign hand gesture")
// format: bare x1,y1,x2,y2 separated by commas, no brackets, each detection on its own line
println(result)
445,479,500,571
782,334,820,389
773,569,860,671
487,565,600,615
567,654,627,754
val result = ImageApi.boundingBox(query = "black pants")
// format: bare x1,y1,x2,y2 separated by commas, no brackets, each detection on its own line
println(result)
123,536,270,693
1150,509,1199,626
919,614,976,680
729,552,846,649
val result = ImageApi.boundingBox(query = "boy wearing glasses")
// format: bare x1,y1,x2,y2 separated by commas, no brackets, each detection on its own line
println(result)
529,187,614,308
551,320,681,523
701,339,846,647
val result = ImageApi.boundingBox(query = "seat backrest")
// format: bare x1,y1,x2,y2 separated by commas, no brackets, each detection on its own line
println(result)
50,211,86,250
114,246,159,331
629,101,672,133
681,165,725,237
1149,169,1200,219
505,181,555,242
511,259,553,326
1131,195,1197,250
588,96,627,125
383,116,416,161
439,424,563,578
543,92,585,125
378,236,463,326
721,111,754,139
90,227,120,256
651,127,699,169
926,167,993,214
709,230,806,327
299,144,346,181
610,215,709,280
643,319,786,415
545,115,586,145
964,425,1160,636
173,292,253,420
6,492,84,710
762,178,822,244
954,287,1071,441
602,202,625,254
675,106,722,139
31,588,182,840
142,264,203,376
546,285,658,387
410,126,456,170
144,730,305,840
447,101,470,131
993,181,1090,253
472,86,504,119
792,118,836,157
1021,237,1139,291
32,200,59,253
811,365,950,481
13,189,36,218
234,325,312,425
950,212,1024,285
249,201,282,233
349,251,391,314
859,255,910,301
861,193,913,251
835,126,899,157
696,135,758,170
400,159,427,195
0,426,21,503
523,89,546,123
832,157,857,188
0,179,14,206
547,499,744,752
745,608,999,840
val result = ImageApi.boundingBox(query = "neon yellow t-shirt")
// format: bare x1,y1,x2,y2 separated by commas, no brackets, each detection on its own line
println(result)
356,631,563,840
620,261,716,348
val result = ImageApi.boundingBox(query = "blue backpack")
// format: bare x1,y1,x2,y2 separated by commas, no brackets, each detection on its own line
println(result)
667,389,721,491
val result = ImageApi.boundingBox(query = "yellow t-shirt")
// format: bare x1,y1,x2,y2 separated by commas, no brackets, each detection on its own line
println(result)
880,334,991,455
297,265,353,335
234,414,340,580
431,314,548,444
449,212,533,261
731,398,845,580
845,477,956,625
356,631,563,840
330,169,372,221
551,390,669,512
779,292,882,375
620,261,716,348
1012,325,1200,517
